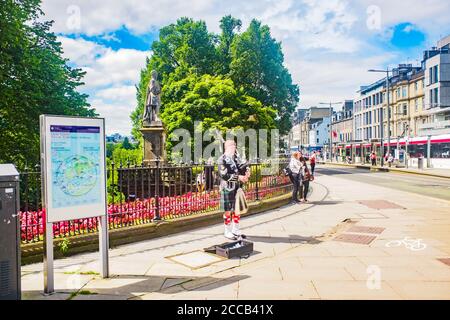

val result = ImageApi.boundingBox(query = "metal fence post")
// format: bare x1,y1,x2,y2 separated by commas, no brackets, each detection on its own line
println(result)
255,158,260,201
110,161,115,206
153,157,161,221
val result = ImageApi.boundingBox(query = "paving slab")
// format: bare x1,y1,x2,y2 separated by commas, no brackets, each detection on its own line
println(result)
387,281,450,300
312,280,402,300
20,170,450,300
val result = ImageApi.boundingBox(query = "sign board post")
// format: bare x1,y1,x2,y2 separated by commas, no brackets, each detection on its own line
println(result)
40,115,109,294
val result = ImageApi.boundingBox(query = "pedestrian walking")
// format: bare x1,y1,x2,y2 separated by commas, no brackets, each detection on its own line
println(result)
370,151,377,166
299,157,312,202
288,151,302,204
387,153,394,167
310,151,316,176
218,140,250,240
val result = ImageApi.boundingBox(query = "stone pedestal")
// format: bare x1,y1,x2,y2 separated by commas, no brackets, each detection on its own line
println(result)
140,125,166,164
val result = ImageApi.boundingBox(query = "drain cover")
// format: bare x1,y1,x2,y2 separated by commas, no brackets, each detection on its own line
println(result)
437,258,450,267
347,226,385,234
333,234,376,245
167,251,225,269
358,200,405,210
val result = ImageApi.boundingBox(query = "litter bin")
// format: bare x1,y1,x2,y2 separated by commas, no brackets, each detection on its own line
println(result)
418,157,424,170
0,164,21,300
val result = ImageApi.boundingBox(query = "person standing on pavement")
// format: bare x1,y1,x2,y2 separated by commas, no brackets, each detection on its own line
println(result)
289,151,302,204
310,151,317,176
218,140,250,240
387,153,394,167
370,151,377,166
299,157,312,202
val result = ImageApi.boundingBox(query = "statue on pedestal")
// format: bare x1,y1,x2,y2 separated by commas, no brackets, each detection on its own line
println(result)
143,70,162,126
141,69,166,163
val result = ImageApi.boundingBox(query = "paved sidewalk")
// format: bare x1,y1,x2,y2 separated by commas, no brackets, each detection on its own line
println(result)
21,173,450,300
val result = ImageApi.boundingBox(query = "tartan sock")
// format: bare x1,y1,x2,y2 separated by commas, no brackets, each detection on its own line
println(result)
232,214,240,224
223,212,232,225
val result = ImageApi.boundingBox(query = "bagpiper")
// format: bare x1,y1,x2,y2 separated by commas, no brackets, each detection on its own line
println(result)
218,140,250,240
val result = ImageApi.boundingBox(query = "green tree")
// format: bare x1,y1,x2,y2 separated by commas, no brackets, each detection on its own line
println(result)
106,142,117,158
0,0,96,168
131,16,299,157
230,19,299,134
160,74,276,158
111,146,143,166
216,15,242,75
130,17,218,141
121,137,133,150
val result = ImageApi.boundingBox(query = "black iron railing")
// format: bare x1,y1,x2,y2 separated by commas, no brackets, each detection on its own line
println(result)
18,159,291,244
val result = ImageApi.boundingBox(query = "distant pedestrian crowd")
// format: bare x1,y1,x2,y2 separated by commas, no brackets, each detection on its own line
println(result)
284,151,316,204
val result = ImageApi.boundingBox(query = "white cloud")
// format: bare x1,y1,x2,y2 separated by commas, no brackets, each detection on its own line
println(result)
289,52,396,107
95,86,136,101
46,0,450,134
91,97,136,134
58,36,148,134
59,36,107,65
85,48,148,88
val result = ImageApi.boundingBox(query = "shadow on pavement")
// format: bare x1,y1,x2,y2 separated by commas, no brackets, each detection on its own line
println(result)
307,201,343,206
315,169,354,176
246,235,322,245
23,274,250,300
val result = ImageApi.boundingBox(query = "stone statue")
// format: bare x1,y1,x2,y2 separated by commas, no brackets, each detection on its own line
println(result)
143,70,162,126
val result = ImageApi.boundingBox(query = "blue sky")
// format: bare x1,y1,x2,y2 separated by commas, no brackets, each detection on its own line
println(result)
41,0,450,135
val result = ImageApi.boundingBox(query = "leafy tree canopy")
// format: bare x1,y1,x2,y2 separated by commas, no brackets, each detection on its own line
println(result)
161,73,277,158
131,16,299,157
0,0,96,168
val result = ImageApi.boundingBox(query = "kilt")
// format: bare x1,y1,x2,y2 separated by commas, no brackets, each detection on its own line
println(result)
220,188,237,212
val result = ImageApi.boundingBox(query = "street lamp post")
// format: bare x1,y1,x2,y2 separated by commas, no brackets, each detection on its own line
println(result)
368,67,392,167
319,101,342,163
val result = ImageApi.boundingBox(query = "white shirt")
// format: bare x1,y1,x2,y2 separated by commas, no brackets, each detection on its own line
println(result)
289,157,301,174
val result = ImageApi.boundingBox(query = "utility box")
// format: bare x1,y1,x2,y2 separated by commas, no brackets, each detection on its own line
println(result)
0,164,21,300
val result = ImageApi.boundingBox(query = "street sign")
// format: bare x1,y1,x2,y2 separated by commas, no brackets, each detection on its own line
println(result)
40,115,109,294
40,116,107,223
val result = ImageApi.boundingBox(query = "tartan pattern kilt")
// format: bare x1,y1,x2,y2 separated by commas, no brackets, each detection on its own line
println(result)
220,188,237,212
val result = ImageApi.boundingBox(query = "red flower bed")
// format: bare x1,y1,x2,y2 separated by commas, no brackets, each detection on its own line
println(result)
19,191,221,242
19,179,291,243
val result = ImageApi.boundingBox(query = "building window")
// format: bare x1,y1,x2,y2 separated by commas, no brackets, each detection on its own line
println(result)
402,86,407,98
415,99,418,112
434,88,439,106
430,65,439,85
403,104,408,116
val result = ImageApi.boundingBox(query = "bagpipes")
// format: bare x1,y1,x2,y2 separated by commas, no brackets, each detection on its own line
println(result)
235,152,250,175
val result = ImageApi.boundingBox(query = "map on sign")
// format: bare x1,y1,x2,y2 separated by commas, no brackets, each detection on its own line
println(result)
50,125,102,209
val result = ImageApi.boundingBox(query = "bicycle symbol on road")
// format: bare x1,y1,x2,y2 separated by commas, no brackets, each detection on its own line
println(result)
385,237,427,251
